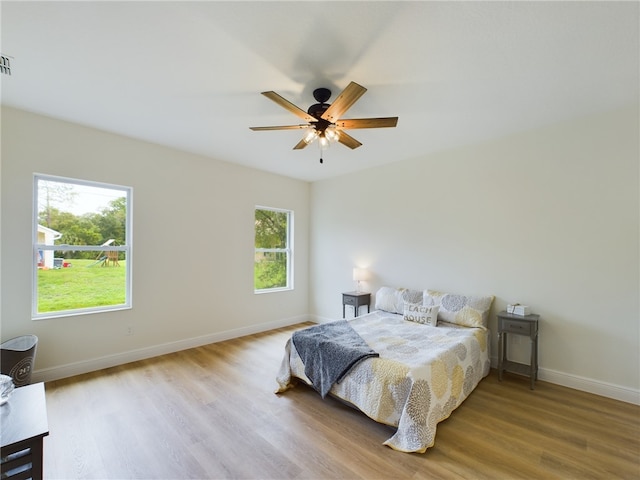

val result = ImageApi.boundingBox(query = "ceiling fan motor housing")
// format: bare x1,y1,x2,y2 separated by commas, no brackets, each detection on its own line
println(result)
312,87,331,103
307,103,330,120
308,87,332,120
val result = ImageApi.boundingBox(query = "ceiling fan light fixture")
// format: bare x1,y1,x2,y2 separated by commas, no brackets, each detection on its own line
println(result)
325,125,340,143
318,133,330,150
303,128,318,145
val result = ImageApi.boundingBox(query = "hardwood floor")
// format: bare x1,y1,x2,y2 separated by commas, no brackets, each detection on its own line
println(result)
43,323,639,479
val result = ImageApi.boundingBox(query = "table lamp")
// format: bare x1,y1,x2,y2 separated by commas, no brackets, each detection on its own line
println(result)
353,268,366,292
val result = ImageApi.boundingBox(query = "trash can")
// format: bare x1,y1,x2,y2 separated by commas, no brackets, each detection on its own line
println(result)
1,335,38,387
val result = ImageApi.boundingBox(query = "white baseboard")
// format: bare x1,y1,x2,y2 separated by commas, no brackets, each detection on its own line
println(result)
490,356,639,405
309,314,333,324
537,367,639,405
31,314,310,384
32,315,639,406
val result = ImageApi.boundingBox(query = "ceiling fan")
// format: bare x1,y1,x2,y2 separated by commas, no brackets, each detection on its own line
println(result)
250,81,398,163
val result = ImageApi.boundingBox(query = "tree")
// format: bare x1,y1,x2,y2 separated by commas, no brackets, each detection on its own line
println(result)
38,179,77,228
255,209,287,248
40,197,127,260
92,197,126,245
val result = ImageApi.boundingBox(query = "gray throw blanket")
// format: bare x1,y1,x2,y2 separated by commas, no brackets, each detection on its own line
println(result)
292,320,379,398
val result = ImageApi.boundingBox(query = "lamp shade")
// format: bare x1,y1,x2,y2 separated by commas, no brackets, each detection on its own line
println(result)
353,268,366,281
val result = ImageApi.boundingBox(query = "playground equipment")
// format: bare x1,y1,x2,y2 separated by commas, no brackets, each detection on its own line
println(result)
102,250,120,267
88,239,120,267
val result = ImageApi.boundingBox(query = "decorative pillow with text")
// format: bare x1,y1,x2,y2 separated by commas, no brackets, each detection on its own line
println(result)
403,303,439,326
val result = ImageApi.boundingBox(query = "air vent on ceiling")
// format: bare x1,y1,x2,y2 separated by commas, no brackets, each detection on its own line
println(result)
1,54,12,75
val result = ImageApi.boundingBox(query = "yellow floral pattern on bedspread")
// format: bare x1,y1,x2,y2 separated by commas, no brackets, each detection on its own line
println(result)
275,310,490,453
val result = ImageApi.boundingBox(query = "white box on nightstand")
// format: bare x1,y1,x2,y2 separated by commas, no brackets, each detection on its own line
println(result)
507,304,530,316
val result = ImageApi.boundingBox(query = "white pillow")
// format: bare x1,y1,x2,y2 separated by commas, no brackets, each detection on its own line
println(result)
423,290,494,329
375,287,423,314
403,303,439,326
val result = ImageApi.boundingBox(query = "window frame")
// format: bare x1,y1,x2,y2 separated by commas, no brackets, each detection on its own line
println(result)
32,173,133,319
254,205,294,294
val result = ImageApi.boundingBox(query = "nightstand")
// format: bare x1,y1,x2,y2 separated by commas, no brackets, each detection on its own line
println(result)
342,291,370,318
497,311,539,390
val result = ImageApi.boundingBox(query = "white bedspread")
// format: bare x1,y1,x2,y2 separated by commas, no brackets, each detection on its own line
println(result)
276,310,490,453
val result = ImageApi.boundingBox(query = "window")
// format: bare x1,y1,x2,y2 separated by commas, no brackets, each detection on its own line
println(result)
254,206,293,292
33,174,132,318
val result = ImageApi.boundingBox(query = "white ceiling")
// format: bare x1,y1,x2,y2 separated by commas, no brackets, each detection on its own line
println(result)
1,1,638,182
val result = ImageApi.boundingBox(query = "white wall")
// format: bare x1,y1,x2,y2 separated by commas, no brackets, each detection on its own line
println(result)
309,106,639,403
1,107,310,380
2,105,638,404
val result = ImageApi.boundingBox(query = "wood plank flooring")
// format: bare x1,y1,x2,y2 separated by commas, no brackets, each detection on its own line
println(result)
43,323,640,479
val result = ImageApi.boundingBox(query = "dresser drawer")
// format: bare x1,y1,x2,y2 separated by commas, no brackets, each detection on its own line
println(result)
501,319,535,335
343,295,357,306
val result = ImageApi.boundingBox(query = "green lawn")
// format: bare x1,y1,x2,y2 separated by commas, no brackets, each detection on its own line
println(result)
37,259,127,313
39,256,282,312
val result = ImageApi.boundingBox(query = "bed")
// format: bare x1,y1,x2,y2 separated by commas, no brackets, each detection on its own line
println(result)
275,287,493,453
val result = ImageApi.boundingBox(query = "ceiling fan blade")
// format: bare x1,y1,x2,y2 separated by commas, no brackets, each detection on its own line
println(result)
261,91,316,122
293,138,309,150
321,81,367,123
250,124,309,131
337,131,363,149
335,117,398,129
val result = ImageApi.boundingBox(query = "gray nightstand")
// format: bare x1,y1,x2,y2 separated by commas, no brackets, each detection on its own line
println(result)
342,292,370,318
497,311,539,389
